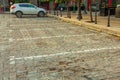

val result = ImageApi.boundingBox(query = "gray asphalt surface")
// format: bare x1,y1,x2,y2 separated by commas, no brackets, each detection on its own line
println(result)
0,14,120,80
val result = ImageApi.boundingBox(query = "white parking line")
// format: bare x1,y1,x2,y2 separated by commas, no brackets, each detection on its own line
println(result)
8,34,95,42
1,27,78,32
9,46,120,64
20,27,77,31
10,23,67,27
10,21,68,24
9,30,13,33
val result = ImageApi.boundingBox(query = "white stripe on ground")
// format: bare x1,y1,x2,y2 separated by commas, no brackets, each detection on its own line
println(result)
4,27,79,32
10,23,69,26
20,27,77,31
9,30,13,33
9,46,120,64
8,34,95,42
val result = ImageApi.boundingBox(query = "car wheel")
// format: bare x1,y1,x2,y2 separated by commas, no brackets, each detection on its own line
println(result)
15,11,22,18
38,11,45,17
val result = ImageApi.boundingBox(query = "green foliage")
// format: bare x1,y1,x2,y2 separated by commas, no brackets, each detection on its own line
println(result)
41,0,49,2
15,0,29,3
55,0,65,3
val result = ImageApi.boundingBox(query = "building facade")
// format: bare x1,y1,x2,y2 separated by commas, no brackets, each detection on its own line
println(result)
100,0,120,16
0,0,9,11
1,0,120,11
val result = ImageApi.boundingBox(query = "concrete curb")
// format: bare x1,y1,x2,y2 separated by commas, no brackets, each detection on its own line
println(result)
49,14,120,38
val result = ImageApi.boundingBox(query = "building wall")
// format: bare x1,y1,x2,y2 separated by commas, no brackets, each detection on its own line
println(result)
92,0,100,3
0,0,9,11
0,0,9,7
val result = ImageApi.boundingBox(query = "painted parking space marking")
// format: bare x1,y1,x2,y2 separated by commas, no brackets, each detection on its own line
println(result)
1,27,79,32
19,27,79,31
7,33,95,42
10,23,69,27
9,46,120,64
19,27,76,31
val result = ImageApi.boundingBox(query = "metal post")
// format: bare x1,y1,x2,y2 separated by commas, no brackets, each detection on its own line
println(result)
107,8,110,27
73,2,76,13
54,10,56,15
60,8,62,17
48,0,51,14
57,9,58,16
77,0,82,20
95,3,98,24
68,7,71,18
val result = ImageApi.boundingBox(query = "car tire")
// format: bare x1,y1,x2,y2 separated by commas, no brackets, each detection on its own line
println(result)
38,11,45,17
15,11,22,18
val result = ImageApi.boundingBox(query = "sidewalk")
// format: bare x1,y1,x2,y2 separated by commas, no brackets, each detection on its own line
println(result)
49,11,120,37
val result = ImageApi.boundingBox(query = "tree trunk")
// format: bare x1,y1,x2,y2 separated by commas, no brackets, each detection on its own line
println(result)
89,4,94,22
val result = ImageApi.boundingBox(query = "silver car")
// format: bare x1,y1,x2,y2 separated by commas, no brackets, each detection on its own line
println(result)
10,3,47,18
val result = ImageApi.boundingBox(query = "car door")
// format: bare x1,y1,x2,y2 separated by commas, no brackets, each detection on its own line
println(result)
19,4,30,14
28,4,38,14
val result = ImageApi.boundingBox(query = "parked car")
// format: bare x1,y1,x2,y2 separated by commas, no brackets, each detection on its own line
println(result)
10,3,47,18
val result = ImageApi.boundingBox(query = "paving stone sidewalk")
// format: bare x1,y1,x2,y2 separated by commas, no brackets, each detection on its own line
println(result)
49,11,120,37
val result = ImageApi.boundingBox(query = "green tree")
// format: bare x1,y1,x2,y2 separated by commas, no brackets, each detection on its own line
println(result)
15,0,29,3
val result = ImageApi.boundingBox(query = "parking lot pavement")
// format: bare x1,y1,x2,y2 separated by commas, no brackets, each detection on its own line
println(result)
0,14,120,80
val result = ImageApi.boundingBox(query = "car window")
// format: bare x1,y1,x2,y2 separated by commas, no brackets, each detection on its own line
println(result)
19,4,29,7
28,4,36,8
